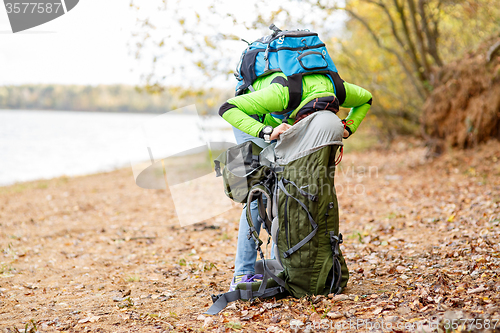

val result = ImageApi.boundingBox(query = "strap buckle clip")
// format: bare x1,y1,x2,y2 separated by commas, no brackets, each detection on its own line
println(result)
211,293,222,303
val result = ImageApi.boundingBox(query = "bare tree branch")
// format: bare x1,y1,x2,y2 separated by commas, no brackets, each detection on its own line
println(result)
342,7,426,100
393,0,425,83
407,0,431,78
361,0,406,50
419,0,443,66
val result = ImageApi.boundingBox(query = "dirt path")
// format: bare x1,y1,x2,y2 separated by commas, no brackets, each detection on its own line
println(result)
1,140,499,332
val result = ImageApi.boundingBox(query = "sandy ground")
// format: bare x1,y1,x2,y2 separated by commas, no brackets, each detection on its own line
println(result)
1,139,499,332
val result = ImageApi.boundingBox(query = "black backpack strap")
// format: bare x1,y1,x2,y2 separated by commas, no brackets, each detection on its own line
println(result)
236,49,261,96
214,160,222,177
286,73,304,112
328,71,346,106
329,232,343,294
271,73,304,116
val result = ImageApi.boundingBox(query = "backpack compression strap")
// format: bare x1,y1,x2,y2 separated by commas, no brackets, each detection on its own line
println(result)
278,178,319,258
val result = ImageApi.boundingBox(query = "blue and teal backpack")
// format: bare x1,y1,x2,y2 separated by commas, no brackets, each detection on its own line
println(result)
234,24,346,111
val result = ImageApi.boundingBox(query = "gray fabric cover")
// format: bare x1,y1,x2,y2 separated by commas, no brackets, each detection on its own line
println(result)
260,142,277,165
274,111,344,165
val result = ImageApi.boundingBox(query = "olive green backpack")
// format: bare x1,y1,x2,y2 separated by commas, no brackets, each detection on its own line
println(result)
208,136,349,315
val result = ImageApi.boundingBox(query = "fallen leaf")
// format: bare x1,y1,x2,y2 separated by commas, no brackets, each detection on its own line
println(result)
309,312,321,322
326,311,343,319
77,316,99,324
467,285,488,294
331,294,349,301
397,306,411,315
203,317,214,328
396,266,406,273
226,303,237,310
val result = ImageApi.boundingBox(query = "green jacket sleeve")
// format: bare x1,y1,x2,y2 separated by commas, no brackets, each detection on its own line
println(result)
341,82,372,135
220,83,289,138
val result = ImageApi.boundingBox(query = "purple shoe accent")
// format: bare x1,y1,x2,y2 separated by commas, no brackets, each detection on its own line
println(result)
240,274,263,283
229,274,264,291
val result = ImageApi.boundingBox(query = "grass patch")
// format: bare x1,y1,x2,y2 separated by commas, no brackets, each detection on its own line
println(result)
168,311,179,320
126,275,141,282
11,320,37,333
225,322,242,330
0,175,70,195
220,232,231,241
0,262,14,276
0,183,29,195
116,296,134,308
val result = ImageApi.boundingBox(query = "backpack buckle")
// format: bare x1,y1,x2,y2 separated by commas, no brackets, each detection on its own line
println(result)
211,293,222,303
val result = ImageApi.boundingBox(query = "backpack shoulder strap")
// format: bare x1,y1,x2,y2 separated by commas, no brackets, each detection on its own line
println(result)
328,71,346,105
270,73,303,116
285,73,303,112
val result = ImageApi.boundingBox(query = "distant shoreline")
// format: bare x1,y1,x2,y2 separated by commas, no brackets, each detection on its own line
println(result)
0,83,232,115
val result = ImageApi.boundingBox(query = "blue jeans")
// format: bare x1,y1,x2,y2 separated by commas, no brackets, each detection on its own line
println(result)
232,127,275,276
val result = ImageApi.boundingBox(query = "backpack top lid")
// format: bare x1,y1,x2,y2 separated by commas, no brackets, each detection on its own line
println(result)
234,24,338,96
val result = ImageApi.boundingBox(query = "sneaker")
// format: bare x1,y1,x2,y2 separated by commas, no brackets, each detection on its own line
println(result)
229,274,263,292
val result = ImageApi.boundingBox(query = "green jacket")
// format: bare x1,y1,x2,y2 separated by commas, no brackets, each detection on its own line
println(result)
219,72,372,138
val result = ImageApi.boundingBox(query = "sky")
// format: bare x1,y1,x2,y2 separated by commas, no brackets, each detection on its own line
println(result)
0,0,142,85
0,0,346,87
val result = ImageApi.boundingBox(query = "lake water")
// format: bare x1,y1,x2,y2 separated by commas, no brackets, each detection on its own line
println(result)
0,109,234,186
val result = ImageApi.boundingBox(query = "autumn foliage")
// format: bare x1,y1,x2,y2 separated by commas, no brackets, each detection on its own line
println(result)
421,36,500,153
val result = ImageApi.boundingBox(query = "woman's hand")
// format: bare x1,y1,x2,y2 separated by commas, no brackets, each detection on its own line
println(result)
343,129,349,139
270,123,292,141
